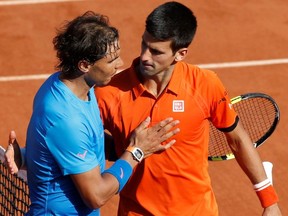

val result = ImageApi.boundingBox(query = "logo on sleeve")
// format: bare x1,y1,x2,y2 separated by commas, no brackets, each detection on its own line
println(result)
173,100,184,112
77,150,88,159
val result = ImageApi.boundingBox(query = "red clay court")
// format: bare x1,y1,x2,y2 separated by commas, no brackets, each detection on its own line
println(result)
0,0,287,215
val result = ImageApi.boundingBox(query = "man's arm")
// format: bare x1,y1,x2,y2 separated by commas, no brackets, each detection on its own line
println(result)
5,131,119,173
70,116,180,209
225,120,282,215
5,117,180,209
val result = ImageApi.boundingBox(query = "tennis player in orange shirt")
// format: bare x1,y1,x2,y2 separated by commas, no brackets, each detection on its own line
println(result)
95,2,282,216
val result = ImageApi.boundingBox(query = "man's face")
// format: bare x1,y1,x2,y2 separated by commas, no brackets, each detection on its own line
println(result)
87,41,123,87
139,31,176,77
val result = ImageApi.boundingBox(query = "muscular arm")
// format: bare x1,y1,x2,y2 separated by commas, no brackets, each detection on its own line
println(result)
225,121,266,183
72,116,180,209
6,117,180,210
70,150,137,209
225,120,282,215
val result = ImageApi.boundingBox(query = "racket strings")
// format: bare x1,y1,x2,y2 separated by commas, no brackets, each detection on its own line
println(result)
236,98,276,144
208,123,229,157
208,97,277,159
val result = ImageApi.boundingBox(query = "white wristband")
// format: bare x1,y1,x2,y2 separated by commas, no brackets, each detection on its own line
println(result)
253,178,271,191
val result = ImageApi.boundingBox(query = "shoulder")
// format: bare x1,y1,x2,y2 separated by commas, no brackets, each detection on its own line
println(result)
176,61,220,89
95,68,135,99
177,62,228,107
177,61,216,78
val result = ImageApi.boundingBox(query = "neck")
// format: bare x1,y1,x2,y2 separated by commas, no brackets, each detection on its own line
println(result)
60,74,91,101
137,65,175,98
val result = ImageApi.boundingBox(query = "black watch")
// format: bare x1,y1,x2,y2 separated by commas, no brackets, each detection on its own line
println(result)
126,146,144,162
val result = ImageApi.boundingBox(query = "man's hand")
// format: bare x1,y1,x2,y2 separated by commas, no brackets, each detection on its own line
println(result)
263,203,282,216
4,130,22,174
129,117,180,158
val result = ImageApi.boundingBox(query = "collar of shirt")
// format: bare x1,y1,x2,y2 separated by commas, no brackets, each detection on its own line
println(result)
130,58,184,99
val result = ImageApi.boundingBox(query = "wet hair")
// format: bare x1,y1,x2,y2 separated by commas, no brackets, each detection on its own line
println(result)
145,1,197,54
53,11,119,78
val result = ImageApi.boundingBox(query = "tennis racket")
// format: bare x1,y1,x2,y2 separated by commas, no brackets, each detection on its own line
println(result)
208,92,280,161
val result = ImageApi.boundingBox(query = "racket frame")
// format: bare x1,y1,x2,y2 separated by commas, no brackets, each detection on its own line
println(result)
208,92,280,161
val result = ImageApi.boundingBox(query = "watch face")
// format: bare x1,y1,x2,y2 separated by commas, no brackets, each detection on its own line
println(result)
135,149,143,159
127,146,144,162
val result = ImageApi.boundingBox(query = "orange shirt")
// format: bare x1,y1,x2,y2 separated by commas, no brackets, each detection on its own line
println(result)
95,58,237,216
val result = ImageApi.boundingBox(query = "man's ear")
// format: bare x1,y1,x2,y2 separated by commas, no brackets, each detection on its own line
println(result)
175,48,188,61
78,60,90,73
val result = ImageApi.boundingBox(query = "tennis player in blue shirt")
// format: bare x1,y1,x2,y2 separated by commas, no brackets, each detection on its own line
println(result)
7,11,180,215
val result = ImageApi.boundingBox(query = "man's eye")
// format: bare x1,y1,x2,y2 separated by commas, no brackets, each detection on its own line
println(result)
151,49,162,55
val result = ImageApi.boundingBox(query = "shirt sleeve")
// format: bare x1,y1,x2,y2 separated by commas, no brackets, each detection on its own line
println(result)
206,70,238,130
45,117,99,175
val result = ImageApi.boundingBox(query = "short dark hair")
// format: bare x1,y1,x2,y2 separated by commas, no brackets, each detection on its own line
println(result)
53,11,119,78
146,1,197,53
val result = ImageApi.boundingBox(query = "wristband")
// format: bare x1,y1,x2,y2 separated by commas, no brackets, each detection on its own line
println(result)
253,178,271,191
102,159,132,193
254,179,278,208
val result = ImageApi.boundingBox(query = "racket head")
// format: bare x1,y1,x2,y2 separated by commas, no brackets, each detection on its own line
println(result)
208,92,280,161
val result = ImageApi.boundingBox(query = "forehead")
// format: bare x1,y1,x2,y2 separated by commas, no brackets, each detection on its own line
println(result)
142,31,172,50
94,40,120,65
102,40,120,59
106,40,120,54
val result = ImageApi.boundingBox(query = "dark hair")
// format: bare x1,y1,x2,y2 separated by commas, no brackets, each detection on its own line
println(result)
53,11,119,78
145,1,197,53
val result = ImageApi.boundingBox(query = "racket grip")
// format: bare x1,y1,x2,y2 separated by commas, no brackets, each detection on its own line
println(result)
262,161,273,185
